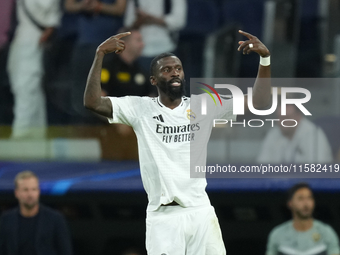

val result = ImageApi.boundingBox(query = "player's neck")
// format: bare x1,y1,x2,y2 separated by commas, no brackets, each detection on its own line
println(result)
20,203,39,217
292,217,313,231
158,93,182,109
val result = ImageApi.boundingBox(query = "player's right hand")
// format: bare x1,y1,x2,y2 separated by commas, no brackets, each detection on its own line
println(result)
97,32,131,55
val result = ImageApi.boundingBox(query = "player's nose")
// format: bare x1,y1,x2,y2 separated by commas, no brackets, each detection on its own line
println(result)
171,69,180,77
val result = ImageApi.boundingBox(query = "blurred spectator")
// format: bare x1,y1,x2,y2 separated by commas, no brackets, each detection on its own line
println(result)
7,0,61,139
0,0,15,124
0,171,73,255
124,0,187,72
257,104,333,164
65,0,127,123
100,29,156,97
0,0,14,50
266,183,340,255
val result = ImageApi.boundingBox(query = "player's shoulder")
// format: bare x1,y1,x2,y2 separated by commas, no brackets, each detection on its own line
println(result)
270,220,293,237
313,219,336,234
267,125,282,136
182,95,190,103
189,93,233,106
187,94,201,106
140,96,170,110
129,95,191,109
125,95,150,100
0,207,18,220
299,118,321,134
109,95,154,104
40,204,62,217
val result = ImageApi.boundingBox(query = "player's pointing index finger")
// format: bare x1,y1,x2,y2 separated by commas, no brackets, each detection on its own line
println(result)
115,32,131,39
239,30,253,39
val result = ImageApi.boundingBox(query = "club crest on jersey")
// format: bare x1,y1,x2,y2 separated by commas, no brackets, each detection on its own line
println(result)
187,109,196,120
312,232,321,242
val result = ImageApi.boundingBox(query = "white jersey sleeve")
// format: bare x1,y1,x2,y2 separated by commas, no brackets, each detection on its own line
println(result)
106,96,141,127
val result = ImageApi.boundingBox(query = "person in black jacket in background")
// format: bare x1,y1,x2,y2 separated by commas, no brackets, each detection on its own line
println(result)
0,171,73,255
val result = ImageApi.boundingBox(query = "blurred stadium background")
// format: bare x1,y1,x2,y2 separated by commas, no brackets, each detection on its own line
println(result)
1,0,340,254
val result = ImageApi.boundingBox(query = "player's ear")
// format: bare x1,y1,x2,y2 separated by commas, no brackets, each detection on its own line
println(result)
287,200,292,210
150,76,156,86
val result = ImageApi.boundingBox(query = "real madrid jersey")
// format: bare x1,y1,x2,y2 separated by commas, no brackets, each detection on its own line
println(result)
266,220,340,255
107,95,237,211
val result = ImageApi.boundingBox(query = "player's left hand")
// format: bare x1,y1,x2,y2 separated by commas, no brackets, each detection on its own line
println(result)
238,30,270,57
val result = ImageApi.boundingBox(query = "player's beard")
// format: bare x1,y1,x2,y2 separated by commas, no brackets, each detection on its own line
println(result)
295,207,313,220
22,198,39,210
157,77,186,101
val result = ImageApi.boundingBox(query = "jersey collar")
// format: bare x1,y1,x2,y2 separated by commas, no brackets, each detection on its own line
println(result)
156,96,185,111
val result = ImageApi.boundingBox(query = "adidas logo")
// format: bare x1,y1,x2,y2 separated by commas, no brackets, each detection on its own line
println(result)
153,114,164,123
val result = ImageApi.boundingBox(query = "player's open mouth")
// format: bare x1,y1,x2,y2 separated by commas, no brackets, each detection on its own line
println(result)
171,82,181,86
170,79,182,86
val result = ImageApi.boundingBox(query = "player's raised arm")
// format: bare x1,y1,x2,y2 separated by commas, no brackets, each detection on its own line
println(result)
238,30,271,111
83,32,131,117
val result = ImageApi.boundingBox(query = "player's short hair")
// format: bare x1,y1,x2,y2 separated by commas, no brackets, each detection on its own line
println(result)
150,52,177,76
14,171,39,189
287,182,313,201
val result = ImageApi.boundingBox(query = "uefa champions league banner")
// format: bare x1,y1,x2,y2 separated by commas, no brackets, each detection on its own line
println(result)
189,78,340,178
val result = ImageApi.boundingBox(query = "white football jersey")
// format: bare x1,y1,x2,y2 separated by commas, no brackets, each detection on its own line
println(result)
107,95,237,211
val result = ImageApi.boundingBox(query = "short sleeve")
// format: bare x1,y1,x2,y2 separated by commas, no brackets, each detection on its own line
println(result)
44,0,62,27
106,96,140,127
213,95,237,121
266,229,278,255
325,225,340,255
34,0,62,27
